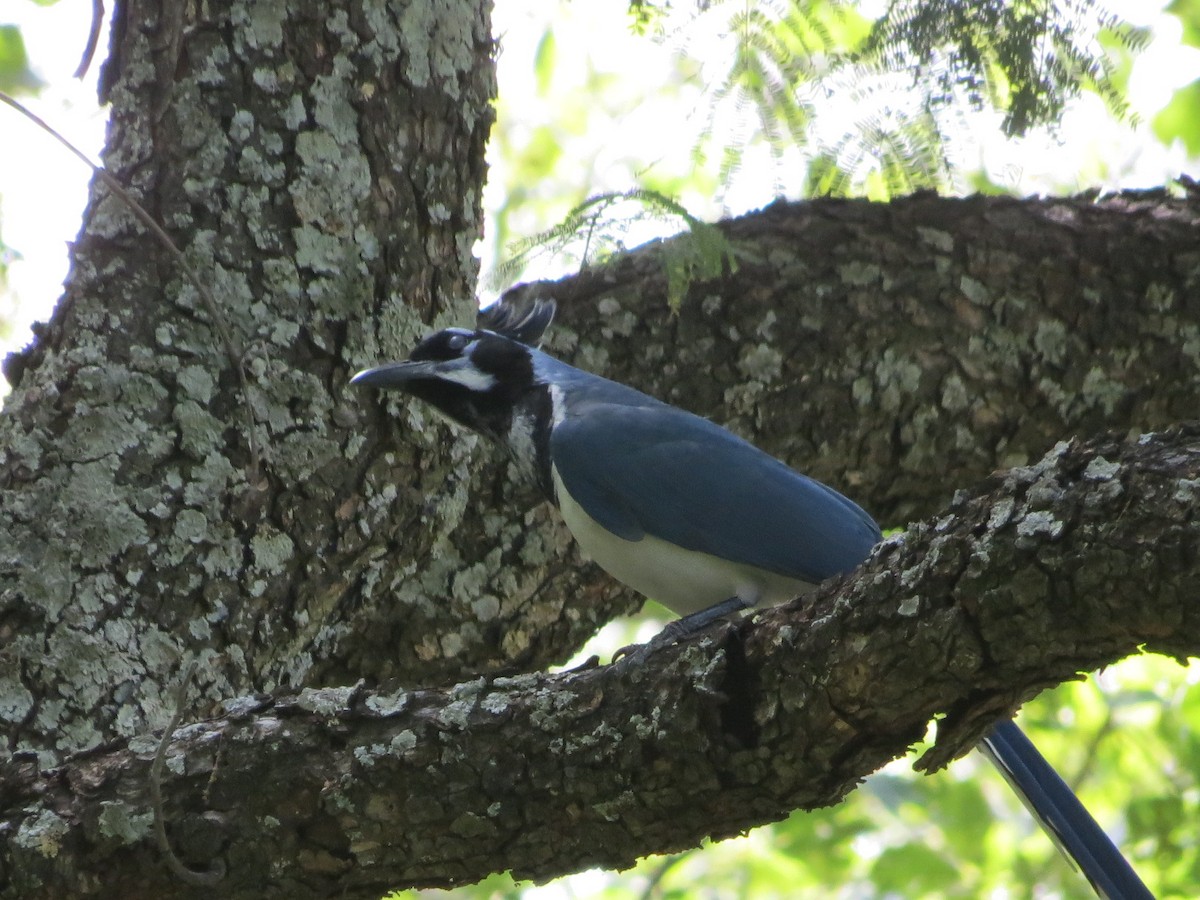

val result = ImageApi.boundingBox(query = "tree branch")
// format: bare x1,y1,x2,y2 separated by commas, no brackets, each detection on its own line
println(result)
4,424,1195,898
537,191,1200,525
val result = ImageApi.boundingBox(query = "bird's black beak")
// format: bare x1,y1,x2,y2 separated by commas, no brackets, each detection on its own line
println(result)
350,360,439,389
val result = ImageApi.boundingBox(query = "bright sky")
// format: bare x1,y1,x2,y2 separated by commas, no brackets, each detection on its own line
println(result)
1,0,1198,375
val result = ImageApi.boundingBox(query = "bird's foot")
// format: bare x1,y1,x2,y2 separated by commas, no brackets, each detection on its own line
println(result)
611,596,749,665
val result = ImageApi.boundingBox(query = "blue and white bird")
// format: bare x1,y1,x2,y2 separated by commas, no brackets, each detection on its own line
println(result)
353,296,1150,900
353,298,880,632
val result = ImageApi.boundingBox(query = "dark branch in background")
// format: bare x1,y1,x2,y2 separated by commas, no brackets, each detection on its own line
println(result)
3,424,1196,899
73,0,105,80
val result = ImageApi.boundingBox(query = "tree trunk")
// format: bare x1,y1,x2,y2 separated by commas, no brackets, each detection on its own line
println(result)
2,0,1199,895
1,0,505,765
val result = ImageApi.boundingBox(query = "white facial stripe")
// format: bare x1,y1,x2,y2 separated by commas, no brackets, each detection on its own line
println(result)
438,359,497,391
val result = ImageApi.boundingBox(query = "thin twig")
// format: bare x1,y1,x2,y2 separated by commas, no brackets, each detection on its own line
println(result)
73,0,105,80
637,852,690,900
150,659,226,886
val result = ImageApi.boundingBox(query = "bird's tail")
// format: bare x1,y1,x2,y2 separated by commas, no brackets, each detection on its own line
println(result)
980,719,1153,900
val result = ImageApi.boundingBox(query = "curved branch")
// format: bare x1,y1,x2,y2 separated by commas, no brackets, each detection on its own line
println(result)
4,425,1196,898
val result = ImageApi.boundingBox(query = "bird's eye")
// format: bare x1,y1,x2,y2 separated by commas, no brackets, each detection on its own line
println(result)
446,333,469,352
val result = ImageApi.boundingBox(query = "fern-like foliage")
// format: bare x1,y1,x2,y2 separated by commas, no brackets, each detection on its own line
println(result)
691,0,862,189
492,189,738,311
499,0,1148,306
646,0,1144,197
865,0,1147,138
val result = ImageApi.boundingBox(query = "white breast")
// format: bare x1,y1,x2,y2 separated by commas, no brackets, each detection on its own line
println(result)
552,466,810,617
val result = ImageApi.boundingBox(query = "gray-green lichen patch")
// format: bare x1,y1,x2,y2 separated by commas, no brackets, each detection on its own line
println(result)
183,453,237,507
451,556,495,604
19,544,73,622
838,261,881,286
1173,478,1200,505
471,594,501,622
592,791,638,822
62,461,150,567
139,625,183,670
1015,510,1064,543
98,800,153,844
1033,319,1068,365
0,668,35,725
896,595,921,617
1145,281,1176,312
597,297,638,338
940,373,969,413
192,41,234,87
737,343,783,383
252,526,296,575
916,226,955,254
395,1,477,88
364,688,409,717
354,744,387,767
275,431,342,482
176,365,216,404
174,400,224,459
174,508,211,545
60,409,142,462
436,699,474,730
292,128,369,228
14,808,70,858
297,683,360,716
1083,456,1121,481
874,349,923,413
988,498,1016,530
390,729,418,756
235,0,287,50
1,423,46,472
1080,366,1127,415
959,275,990,305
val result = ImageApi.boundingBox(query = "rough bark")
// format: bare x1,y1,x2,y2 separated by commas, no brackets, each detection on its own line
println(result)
2,424,1196,898
535,190,1200,526
0,0,514,763
1,0,1199,894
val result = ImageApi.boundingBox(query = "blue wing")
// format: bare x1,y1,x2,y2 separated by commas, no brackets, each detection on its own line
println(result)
550,396,880,584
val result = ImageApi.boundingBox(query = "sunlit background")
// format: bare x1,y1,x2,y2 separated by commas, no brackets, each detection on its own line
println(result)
2,1,1199,897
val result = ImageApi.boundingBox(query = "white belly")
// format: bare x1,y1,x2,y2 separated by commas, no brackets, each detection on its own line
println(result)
552,467,809,617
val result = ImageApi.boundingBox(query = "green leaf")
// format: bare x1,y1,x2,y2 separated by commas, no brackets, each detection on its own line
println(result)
871,842,961,893
533,29,556,97
1168,0,1200,48
1153,79,1200,155
0,24,44,94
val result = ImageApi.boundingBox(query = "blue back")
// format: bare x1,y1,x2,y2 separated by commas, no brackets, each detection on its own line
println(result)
534,350,881,584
